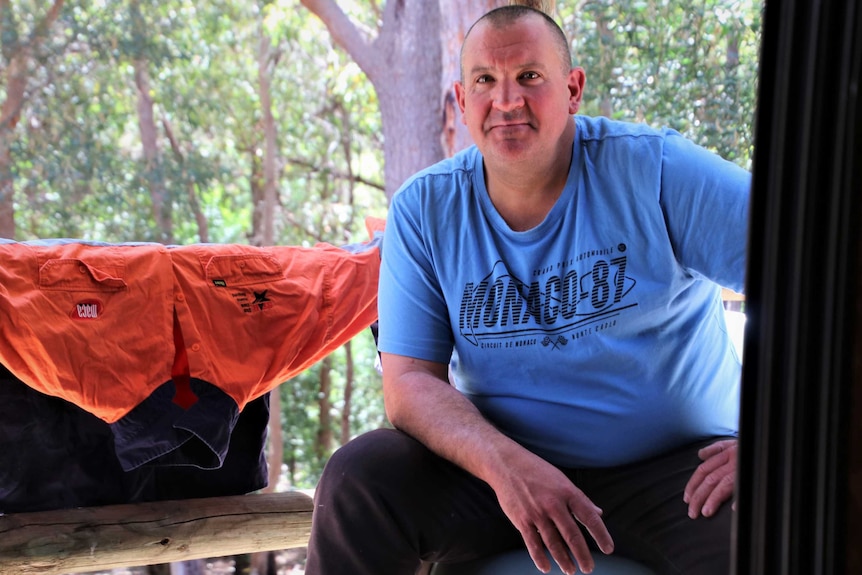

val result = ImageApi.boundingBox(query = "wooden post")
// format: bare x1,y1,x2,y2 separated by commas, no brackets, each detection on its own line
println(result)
0,491,313,575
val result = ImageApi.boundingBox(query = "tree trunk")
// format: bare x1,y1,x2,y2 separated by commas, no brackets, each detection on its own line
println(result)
133,57,173,244
162,117,210,243
316,356,333,459
340,341,354,444
594,9,615,118
249,149,264,244
0,49,26,239
0,117,18,240
250,550,277,575
0,0,65,239
372,2,445,198
252,388,283,575
300,0,445,200
265,389,285,492
248,30,284,575
169,560,206,575
255,28,280,247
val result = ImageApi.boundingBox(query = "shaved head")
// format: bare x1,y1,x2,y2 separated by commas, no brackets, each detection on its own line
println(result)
460,6,572,82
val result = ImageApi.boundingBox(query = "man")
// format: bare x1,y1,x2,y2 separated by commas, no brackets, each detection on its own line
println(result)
305,6,749,575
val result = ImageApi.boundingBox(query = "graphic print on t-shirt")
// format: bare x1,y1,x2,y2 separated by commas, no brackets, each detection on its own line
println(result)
458,244,637,350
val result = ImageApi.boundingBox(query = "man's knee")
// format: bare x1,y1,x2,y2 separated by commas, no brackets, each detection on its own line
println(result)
317,428,426,496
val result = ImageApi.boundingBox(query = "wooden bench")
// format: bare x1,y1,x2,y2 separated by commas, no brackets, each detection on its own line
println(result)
0,491,313,575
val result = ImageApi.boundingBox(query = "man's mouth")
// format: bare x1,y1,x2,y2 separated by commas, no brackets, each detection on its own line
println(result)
489,119,531,131
487,122,532,138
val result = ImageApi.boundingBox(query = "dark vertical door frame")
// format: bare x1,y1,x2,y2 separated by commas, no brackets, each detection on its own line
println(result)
736,0,861,573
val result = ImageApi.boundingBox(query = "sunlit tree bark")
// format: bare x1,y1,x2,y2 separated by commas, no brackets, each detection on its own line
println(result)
300,0,446,200
316,355,334,458
254,24,280,248
162,117,210,243
130,0,172,244
0,0,65,239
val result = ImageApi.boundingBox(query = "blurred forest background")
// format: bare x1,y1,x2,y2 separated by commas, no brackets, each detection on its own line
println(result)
1,1,761,569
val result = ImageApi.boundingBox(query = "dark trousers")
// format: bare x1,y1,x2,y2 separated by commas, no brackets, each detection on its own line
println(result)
305,428,734,575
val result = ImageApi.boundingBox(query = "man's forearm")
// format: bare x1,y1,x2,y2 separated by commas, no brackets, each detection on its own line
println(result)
381,353,527,487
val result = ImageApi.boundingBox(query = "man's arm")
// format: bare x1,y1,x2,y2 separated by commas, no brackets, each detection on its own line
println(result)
381,352,614,575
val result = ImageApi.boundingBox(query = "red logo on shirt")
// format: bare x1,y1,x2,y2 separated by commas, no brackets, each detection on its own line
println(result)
252,290,272,311
71,300,103,320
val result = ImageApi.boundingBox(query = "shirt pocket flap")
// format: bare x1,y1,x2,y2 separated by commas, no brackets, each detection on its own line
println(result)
39,258,128,291
204,254,283,287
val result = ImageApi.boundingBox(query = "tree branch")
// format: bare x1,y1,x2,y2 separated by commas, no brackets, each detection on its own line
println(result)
0,0,65,131
161,116,210,243
31,0,65,44
298,0,380,81
284,156,383,191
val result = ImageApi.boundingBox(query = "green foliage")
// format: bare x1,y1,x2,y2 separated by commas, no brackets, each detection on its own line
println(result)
281,329,386,489
560,0,761,168
6,0,386,245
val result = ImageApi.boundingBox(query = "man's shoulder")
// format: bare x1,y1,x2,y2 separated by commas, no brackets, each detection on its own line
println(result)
393,146,480,200
575,114,669,144
413,145,479,180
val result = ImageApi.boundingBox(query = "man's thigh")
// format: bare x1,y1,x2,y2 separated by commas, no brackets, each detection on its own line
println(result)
314,428,522,566
574,437,735,575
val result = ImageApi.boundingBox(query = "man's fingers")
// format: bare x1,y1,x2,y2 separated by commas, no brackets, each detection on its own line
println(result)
528,523,591,575
701,473,735,517
697,439,736,461
686,460,735,518
544,527,582,575
520,525,552,573
686,440,736,504
684,455,723,502
520,507,612,575
563,500,614,573
553,515,594,574
572,504,614,555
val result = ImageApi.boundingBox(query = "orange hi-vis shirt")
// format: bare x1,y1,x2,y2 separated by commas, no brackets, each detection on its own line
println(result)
0,225,382,425
0,241,175,422
169,240,380,413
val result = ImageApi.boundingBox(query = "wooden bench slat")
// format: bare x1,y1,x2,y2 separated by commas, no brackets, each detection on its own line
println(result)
0,492,313,575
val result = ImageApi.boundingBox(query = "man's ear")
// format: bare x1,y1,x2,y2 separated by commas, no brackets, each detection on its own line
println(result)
454,81,468,125
568,67,586,114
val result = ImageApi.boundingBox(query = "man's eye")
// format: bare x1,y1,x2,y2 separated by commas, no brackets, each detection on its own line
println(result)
476,75,493,84
521,71,540,80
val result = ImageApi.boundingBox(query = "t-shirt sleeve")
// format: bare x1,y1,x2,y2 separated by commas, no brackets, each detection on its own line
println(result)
659,131,751,294
377,185,455,364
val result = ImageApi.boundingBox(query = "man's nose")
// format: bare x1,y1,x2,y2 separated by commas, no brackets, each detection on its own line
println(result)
492,80,525,111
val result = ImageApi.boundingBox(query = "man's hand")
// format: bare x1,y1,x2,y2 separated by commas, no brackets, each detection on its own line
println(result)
683,439,737,519
381,353,614,573
491,450,614,575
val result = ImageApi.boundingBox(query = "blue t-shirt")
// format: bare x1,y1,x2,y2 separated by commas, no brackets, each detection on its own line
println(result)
378,115,750,468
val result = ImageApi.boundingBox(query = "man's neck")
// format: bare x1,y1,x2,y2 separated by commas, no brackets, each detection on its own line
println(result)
484,146,573,232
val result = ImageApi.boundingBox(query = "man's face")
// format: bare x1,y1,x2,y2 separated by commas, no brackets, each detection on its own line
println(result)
455,15,584,165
